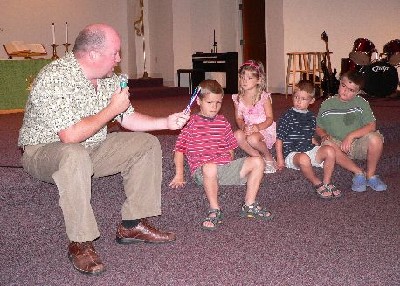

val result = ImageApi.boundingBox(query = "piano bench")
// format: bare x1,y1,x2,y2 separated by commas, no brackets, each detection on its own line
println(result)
177,68,204,94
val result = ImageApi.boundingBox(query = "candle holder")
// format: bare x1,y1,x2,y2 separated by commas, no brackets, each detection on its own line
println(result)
51,44,59,60
63,43,71,54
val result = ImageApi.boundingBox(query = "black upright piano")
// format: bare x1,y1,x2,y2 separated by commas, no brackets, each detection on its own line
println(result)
192,52,238,94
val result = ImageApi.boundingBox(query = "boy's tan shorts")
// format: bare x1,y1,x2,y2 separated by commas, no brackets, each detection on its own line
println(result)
324,131,384,160
193,157,247,186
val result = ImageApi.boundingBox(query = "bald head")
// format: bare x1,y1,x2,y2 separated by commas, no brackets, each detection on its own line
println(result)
73,24,120,57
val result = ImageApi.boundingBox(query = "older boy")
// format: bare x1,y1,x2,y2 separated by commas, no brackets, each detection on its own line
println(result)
316,70,387,192
169,79,273,231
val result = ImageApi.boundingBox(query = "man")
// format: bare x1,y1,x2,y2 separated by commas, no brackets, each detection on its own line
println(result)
18,23,189,275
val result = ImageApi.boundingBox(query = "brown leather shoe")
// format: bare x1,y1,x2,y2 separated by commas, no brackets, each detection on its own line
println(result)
116,219,176,244
68,241,105,275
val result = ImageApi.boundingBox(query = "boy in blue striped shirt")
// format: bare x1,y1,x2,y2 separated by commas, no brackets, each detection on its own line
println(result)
275,80,341,199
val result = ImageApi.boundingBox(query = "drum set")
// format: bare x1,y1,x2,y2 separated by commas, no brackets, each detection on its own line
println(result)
341,38,400,97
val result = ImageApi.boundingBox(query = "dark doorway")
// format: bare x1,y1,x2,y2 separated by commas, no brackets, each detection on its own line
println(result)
241,0,266,67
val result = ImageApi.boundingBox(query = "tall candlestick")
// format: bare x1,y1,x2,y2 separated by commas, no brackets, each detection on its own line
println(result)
52,23,55,45
65,22,68,43
213,29,216,44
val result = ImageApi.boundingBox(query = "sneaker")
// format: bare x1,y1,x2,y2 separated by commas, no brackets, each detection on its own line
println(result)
352,173,367,192
367,175,387,192
264,160,276,174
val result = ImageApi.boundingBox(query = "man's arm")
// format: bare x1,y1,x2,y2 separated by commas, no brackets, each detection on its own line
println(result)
58,87,131,143
120,111,190,131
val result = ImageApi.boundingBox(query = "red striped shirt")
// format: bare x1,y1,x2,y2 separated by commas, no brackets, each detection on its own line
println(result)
174,114,238,174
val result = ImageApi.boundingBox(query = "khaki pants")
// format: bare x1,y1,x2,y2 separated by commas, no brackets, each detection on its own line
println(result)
22,132,162,242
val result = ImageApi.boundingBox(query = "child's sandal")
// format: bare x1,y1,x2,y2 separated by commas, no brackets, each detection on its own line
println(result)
240,202,273,220
201,209,223,231
314,183,333,199
263,159,277,174
325,183,342,198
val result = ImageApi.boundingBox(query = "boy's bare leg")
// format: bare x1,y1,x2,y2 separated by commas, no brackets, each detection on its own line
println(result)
315,146,336,185
239,157,264,204
365,134,383,178
324,141,364,174
201,163,220,228
293,153,321,186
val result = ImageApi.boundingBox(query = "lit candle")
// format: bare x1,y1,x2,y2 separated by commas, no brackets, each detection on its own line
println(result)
52,23,55,45
65,22,68,43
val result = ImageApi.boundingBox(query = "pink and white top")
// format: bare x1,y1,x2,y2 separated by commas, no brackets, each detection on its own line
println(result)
232,91,277,149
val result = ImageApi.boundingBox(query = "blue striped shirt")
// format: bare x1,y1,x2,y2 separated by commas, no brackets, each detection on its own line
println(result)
277,108,316,158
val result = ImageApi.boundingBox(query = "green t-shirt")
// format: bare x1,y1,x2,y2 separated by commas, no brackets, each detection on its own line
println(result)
316,95,376,141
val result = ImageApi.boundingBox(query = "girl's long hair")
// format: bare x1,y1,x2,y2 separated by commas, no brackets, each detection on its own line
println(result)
238,60,267,105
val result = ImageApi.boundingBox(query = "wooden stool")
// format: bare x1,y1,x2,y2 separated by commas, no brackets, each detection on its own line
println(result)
305,52,324,97
285,52,309,97
285,52,325,98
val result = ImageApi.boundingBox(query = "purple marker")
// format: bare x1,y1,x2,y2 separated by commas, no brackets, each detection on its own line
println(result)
184,86,201,114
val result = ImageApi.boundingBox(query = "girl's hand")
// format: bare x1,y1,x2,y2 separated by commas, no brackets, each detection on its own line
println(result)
244,124,259,135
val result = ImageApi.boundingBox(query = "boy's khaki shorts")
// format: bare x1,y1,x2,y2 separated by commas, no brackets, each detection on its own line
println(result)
193,157,247,186
325,131,384,160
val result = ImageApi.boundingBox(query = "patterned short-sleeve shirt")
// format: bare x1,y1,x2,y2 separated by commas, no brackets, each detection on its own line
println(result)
18,52,134,147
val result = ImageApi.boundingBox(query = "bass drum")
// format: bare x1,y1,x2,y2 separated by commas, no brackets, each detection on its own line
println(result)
363,61,399,97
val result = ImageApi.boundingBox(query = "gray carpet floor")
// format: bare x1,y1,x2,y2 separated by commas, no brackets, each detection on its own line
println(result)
1,94,399,286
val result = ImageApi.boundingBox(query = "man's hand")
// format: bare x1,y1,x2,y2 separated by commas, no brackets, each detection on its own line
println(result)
167,111,190,130
109,87,131,117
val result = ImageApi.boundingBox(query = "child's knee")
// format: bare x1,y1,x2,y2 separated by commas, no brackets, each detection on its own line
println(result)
320,145,336,158
368,132,384,146
234,129,245,140
247,134,262,145
202,163,218,177
244,156,264,169
297,153,312,166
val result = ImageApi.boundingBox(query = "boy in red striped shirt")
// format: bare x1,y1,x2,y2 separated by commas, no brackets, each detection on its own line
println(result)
169,79,273,231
